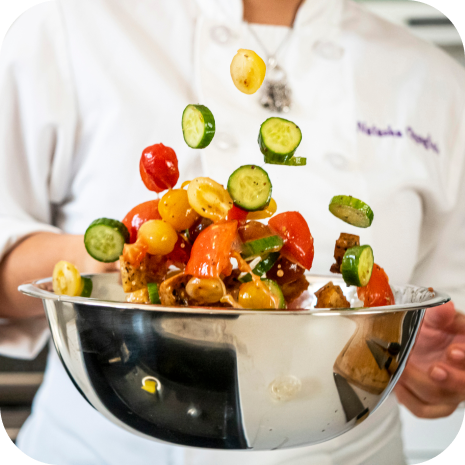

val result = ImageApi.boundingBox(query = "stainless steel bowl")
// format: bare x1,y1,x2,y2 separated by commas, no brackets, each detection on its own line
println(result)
19,273,449,450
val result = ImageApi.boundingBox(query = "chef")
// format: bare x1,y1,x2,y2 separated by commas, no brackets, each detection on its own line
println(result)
0,0,465,464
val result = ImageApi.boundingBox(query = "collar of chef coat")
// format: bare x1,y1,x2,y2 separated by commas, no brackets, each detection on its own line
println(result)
194,0,344,37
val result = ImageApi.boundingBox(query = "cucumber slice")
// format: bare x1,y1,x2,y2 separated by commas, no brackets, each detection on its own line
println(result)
341,245,374,287
80,277,93,298
264,156,307,166
262,279,286,309
147,282,161,304
84,218,129,263
239,252,280,283
182,104,216,149
258,117,302,163
227,165,272,211
329,195,374,228
241,236,283,259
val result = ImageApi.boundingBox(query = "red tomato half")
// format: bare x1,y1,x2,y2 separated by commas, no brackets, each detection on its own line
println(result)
268,212,314,270
185,221,238,278
123,200,162,244
122,241,148,267
140,143,179,193
357,264,395,307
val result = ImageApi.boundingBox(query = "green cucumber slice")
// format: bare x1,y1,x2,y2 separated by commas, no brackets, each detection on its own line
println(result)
84,218,129,263
239,252,280,283
258,117,302,163
341,245,374,287
182,104,216,149
147,283,161,304
329,195,374,228
262,279,286,309
241,236,283,259
264,156,307,166
80,277,93,298
227,165,272,211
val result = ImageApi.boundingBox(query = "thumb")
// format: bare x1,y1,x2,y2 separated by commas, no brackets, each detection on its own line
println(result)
424,301,456,331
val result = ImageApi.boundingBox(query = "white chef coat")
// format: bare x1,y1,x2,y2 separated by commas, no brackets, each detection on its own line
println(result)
1,0,465,464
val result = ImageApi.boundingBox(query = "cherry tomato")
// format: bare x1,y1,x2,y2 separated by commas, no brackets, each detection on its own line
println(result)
159,189,199,231
238,281,275,309
123,200,161,244
140,143,179,193
268,212,314,270
185,221,238,279
165,235,191,268
357,264,395,307
122,241,148,267
138,220,178,255
227,204,248,223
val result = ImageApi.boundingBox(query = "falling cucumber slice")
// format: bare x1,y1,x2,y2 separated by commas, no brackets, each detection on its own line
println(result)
264,156,307,166
241,236,284,260
329,195,374,228
182,104,216,149
258,117,302,163
84,218,129,263
341,245,374,287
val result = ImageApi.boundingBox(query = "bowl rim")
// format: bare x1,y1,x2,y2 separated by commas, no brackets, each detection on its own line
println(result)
18,273,451,317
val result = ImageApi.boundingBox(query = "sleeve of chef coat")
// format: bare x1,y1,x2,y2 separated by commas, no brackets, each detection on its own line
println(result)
410,105,465,313
0,1,76,358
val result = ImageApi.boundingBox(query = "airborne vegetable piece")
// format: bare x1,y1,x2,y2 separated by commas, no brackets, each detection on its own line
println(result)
259,117,302,164
182,104,216,149
138,220,178,256
140,143,179,193
159,189,200,231
185,221,238,279
268,212,314,270
247,198,277,220
330,233,360,274
84,218,129,263
241,235,283,260
329,195,374,228
227,165,272,211
53,261,82,297
357,264,395,307
341,245,374,287
230,49,266,94
187,177,233,222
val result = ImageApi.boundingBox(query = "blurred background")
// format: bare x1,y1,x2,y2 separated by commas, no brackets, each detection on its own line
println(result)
0,1,463,464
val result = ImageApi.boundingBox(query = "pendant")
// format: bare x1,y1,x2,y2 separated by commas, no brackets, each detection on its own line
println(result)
260,57,292,113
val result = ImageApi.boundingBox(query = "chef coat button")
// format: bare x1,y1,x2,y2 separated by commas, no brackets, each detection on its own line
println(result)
210,25,232,45
313,41,345,60
214,132,237,151
325,153,351,171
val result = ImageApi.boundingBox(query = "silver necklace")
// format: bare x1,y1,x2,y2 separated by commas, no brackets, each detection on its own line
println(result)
247,23,293,113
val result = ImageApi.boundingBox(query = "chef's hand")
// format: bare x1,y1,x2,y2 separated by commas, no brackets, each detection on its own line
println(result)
395,301,465,418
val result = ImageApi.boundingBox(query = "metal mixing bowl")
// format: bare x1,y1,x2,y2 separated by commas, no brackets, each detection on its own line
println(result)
19,273,449,450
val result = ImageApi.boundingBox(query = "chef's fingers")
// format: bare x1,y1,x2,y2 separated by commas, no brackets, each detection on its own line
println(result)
400,363,461,405
428,363,465,400
447,344,465,368
423,302,456,330
395,383,458,419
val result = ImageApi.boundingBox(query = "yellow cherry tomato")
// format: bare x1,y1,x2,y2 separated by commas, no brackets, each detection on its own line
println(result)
53,261,82,296
158,189,200,231
238,281,275,310
247,198,278,220
187,177,233,222
138,220,178,255
185,277,225,304
230,49,266,95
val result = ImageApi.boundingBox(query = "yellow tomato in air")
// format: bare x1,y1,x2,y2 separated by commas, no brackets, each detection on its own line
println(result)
158,189,199,231
138,220,178,255
187,177,233,222
230,49,266,95
53,261,82,296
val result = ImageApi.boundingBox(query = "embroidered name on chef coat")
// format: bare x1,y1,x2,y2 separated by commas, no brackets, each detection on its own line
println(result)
357,121,440,154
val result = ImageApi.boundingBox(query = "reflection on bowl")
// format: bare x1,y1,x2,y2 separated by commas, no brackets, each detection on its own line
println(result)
19,273,449,450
